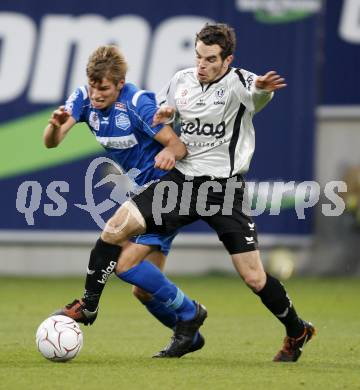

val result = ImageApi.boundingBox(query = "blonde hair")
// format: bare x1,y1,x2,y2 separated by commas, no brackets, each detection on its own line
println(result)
86,45,128,85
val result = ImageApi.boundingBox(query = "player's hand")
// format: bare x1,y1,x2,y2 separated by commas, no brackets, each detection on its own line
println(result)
255,71,287,92
154,149,176,170
152,106,176,126
48,106,70,129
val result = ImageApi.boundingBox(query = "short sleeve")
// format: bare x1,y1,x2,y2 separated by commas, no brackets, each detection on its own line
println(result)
232,69,257,112
131,90,165,138
65,86,88,122
156,72,180,107
232,69,273,113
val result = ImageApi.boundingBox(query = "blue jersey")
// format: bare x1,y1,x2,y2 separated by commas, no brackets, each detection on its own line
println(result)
65,83,167,186
65,83,177,255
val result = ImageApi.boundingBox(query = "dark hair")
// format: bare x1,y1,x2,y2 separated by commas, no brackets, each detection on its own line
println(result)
87,45,128,85
195,23,236,60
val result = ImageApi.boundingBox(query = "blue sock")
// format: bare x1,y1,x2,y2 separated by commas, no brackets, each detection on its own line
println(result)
144,300,203,346
144,299,200,345
117,260,196,321
143,299,201,345
143,298,177,329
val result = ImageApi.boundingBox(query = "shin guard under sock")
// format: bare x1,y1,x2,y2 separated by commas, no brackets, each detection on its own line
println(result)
256,273,304,337
83,238,121,311
143,299,177,329
117,260,195,321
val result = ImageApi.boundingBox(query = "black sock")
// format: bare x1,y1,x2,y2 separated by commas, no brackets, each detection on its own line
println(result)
83,238,121,311
255,273,304,338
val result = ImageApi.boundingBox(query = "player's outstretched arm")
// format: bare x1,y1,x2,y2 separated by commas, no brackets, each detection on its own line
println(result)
153,125,187,170
253,70,287,113
43,106,76,148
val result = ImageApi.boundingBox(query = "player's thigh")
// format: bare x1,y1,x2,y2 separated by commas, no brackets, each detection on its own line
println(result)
205,210,259,254
132,230,177,258
133,169,198,233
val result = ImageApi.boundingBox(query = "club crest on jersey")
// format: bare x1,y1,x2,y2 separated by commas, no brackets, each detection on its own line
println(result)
89,111,100,131
214,88,226,105
115,113,131,130
115,102,127,112
215,87,225,99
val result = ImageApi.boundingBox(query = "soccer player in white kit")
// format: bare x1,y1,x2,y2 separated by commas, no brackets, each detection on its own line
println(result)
122,23,316,361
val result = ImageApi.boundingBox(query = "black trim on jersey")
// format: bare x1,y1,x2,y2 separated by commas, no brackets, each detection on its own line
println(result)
235,68,246,88
228,103,246,177
159,84,172,105
228,69,248,176
200,67,232,92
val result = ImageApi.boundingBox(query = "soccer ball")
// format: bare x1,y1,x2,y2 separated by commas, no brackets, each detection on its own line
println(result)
36,315,83,362
266,248,295,280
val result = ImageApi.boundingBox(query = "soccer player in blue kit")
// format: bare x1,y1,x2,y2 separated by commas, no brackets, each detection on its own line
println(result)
45,45,205,357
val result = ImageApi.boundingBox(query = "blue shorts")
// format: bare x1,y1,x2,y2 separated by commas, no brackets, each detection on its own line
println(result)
130,231,178,255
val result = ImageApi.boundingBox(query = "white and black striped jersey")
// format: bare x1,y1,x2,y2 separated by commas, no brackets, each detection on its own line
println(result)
157,67,273,178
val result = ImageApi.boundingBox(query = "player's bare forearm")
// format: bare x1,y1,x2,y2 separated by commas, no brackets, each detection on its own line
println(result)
44,123,62,148
252,88,273,113
164,139,187,161
154,140,187,170
43,107,75,148
154,125,187,170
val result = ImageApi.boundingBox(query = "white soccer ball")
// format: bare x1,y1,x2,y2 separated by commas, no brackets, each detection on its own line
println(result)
36,315,83,362
267,248,296,280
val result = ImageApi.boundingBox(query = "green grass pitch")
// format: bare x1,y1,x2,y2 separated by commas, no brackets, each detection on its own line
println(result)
0,275,359,389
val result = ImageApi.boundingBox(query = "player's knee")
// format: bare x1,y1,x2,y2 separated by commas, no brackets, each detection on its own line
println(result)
132,286,153,302
101,201,146,245
116,260,131,274
243,270,266,292
101,229,118,245
116,255,143,274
